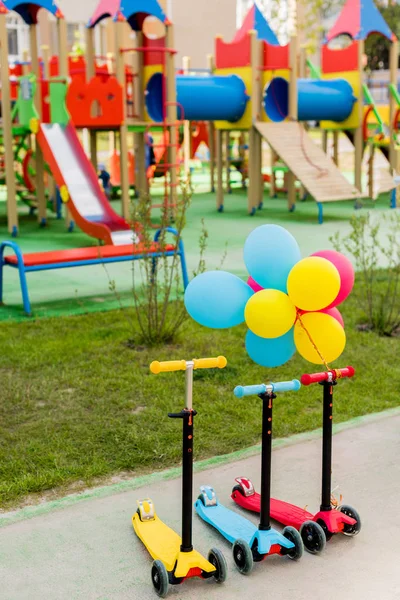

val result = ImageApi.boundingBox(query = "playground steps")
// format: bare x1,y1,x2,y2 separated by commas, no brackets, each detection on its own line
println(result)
256,122,362,202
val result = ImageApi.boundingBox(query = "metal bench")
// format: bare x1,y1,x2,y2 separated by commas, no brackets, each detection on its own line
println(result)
0,227,189,316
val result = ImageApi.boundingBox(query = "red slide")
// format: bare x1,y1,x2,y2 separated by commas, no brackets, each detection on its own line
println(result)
37,123,136,245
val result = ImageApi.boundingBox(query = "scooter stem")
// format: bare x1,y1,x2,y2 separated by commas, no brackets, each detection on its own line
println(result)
258,392,276,531
320,380,336,512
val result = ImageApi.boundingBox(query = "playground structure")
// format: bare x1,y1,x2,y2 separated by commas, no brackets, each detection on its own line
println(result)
0,0,400,242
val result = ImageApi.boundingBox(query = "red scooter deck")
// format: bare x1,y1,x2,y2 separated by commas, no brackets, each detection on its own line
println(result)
232,490,315,529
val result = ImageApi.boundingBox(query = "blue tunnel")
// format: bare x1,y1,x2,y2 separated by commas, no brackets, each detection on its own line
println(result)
264,77,356,123
146,73,249,123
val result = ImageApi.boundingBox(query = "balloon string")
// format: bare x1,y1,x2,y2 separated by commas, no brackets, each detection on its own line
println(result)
296,311,331,371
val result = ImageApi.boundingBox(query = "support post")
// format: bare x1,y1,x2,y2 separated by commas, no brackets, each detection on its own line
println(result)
225,131,231,194
57,18,73,229
86,28,98,173
165,24,179,215
354,40,364,193
115,20,130,219
287,34,298,211
42,45,57,211
389,41,399,174
182,56,191,182
207,54,216,193
0,14,18,235
332,131,339,165
30,24,47,225
133,35,146,197
216,129,224,210
248,30,262,214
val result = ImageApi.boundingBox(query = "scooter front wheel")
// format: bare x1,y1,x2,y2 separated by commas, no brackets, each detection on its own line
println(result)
208,547,228,583
282,526,304,560
339,505,362,536
300,520,326,554
232,539,253,575
151,560,169,598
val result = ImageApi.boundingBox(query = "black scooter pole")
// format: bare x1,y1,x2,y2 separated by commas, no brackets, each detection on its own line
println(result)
258,392,275,531
320,380,336,512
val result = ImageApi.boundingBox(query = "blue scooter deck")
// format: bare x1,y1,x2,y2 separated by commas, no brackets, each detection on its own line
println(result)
195,497,294,555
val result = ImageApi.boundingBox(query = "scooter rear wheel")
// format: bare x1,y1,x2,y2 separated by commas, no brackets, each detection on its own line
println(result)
208,548,228,583
151,560,169,598
282,526,304,560
339,505,361,536
300,520,326,554
232,539,253,575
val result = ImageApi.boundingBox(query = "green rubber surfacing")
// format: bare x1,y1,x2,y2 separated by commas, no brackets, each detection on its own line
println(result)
0,187,393,321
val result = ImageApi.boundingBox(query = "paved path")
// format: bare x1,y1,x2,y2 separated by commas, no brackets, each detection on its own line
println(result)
1,412,399,600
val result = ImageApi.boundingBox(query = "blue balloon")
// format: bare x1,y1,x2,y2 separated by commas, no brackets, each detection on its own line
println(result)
245,328,296,368
244,225,301,293
185,271,253,329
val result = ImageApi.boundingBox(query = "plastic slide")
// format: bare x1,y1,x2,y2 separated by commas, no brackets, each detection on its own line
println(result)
37,123,135,245
146,74,249,123
264,77,356,123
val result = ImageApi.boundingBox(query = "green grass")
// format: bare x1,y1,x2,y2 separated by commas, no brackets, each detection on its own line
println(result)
0,279,399,509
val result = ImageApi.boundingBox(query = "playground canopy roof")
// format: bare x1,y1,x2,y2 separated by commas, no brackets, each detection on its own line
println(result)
3,0,63,24
325,0,395,43
234,3,279,46
88,0,168,30
0,1,8,13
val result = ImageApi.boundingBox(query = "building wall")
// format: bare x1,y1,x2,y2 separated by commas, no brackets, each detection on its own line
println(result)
56,0,236,68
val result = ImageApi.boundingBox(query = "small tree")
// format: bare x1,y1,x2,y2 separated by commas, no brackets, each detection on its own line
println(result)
107,183,208,347
331,212,400,336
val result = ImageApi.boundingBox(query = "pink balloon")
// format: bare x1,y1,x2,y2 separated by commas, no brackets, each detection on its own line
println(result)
311,250,355,308
247,276,264,293
298,307,344,328
319,307,344,328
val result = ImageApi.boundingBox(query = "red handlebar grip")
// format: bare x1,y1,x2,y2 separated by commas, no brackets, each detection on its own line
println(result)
301,366,355,386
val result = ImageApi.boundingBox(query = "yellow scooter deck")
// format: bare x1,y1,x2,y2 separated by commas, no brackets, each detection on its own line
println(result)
132,512,215,578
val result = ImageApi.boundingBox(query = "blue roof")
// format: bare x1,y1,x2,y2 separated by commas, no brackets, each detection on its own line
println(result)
234,3,279,46
4,0,62,24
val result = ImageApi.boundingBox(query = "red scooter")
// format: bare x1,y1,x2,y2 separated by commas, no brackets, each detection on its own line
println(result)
232,367,361,554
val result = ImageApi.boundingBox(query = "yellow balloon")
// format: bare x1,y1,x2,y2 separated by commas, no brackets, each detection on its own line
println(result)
245,289,296,339
287,257,341,312
294,312,346,364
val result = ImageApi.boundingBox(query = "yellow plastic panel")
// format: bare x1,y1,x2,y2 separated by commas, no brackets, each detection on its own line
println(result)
143,64,163,122
320,71,361,130
214,66,252,130
261,69,290,122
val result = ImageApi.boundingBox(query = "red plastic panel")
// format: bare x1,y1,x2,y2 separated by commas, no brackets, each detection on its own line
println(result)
66,76,123,128
215,35,251,69
321,42,359,73
5,244,176,267
143,36,166,67
263,42,289,70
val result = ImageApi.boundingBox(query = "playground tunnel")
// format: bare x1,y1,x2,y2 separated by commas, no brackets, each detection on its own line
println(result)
264,77,357,123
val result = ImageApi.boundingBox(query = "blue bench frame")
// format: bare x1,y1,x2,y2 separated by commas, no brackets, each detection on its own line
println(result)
0,228,189,316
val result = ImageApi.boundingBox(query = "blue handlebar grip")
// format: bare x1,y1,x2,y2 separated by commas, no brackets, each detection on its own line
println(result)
234,380,301,398
272,380,301,393
234,384,267,398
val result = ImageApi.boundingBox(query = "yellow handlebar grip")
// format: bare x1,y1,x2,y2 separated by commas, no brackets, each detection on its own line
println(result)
193,356,227,370
150,360,187,374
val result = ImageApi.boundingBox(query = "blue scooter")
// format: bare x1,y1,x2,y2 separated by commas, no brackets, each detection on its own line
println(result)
195,379,304,574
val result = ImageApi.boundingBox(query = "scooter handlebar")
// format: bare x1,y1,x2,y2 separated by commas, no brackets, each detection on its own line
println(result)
150,360,187,374
193,356,227,370
301,366,355,386
150,356,227,374
234,379,301,398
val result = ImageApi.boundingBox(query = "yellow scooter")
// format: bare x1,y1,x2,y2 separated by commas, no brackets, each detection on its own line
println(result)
132,356,228,598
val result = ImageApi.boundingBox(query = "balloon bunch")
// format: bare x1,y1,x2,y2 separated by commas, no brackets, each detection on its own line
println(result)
184,225,355,368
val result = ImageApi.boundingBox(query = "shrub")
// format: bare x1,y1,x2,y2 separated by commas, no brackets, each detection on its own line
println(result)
107,183,208,346
331,212,400,336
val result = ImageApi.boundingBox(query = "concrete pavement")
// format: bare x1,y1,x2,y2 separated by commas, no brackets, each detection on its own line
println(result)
1,411,400,600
